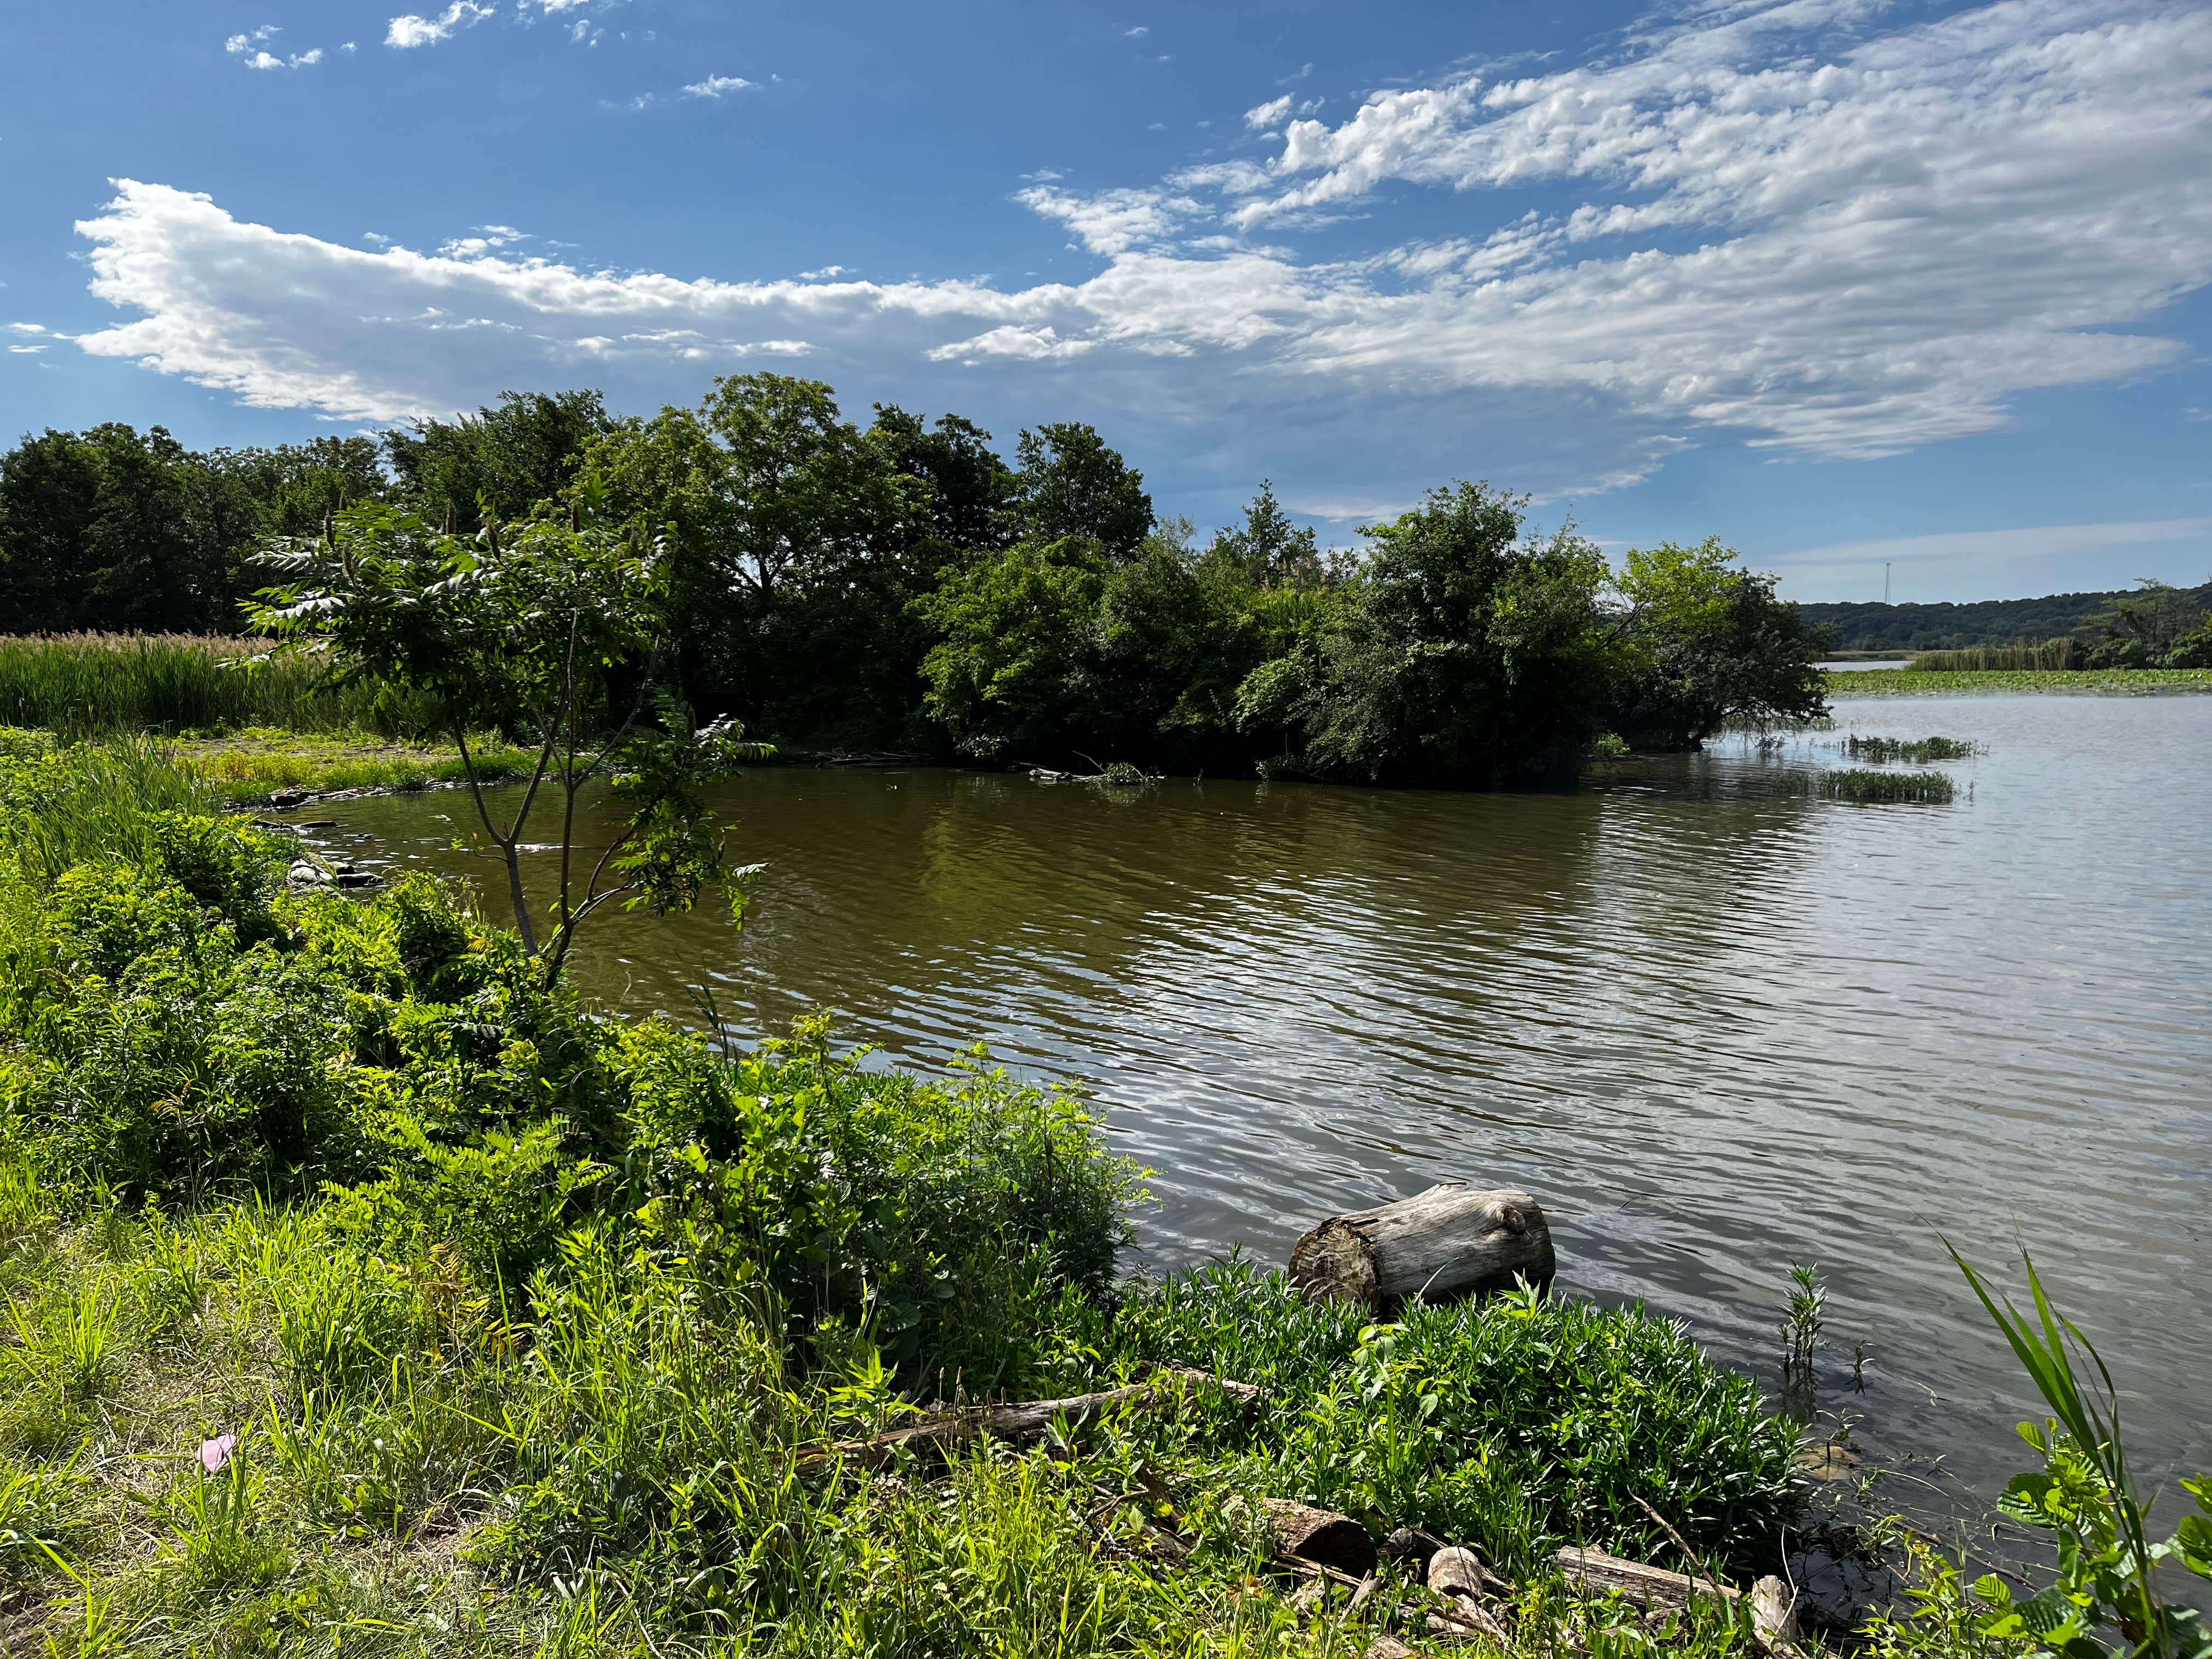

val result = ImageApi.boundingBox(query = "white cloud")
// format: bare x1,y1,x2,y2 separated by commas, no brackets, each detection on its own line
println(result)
59,0,2212,484
926,325,1096,364
682,74,755,98
224,25,277,52
8,323,49,335
1244,95,1292,131
1125,26,1148,37
386,2,492,48
67,181,1061,421
8,345,47,355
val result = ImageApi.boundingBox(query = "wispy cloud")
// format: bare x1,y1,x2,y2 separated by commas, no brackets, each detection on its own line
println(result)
1244,95,1291,131
1775,518,2212,572
437,224,531,257
1125,26,1148,38
386,2,492,49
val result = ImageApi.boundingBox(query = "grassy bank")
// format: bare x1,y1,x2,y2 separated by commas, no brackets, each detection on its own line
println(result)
0,737,1813,1658
1829,667,2212,697
173,727,537,802
0,726,537,809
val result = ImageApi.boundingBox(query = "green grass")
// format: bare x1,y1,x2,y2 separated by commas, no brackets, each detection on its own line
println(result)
1829,667,2212,697
1905,641,2084,673
172,727,537,802
1817,768,1956,803
0,634,439,740
1843,736,1980,764
0,724,536,809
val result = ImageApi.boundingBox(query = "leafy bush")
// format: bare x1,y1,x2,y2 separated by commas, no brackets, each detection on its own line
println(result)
1094,1260,1803,1579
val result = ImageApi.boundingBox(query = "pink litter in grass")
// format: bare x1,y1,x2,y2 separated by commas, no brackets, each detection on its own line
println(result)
199,1433,236,1474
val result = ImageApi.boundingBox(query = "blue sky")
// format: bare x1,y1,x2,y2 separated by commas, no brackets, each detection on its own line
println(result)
2,0,2209,603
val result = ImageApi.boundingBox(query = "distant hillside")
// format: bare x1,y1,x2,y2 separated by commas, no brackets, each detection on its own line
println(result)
1794,582,2212,652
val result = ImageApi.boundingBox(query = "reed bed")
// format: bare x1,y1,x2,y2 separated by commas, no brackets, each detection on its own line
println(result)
1828,667,2212,696
1843,735,1979,764
0,634,430,738
1815,767,1955,803
1905,639,2084,672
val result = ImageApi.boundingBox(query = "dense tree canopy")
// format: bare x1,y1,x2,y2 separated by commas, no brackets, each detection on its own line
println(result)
1,376,1834,782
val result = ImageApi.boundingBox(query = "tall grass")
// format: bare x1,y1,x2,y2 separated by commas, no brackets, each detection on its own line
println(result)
1775,767,1957,803
1844,735,1979,764
0,635,430,738
1906,639,2084,672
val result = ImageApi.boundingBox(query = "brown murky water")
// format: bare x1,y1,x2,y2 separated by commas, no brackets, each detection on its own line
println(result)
294,692,2212,1521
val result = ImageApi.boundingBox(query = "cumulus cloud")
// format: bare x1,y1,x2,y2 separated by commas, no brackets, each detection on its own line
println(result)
386,2,492,49
682,74,755,98
926,325,1096,364
67,182,1065,421
225,25,322,67
1244,95,1292,131
61,0,2212,481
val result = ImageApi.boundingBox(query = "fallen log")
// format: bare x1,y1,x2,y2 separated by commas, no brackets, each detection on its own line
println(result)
1750,1575,1802,1651
1557,1546,1741,1612
1278,1557,1493,1643
1256,1498,1377,1579
812,1364,1262,1465
1289,1184,1556,1312
1427,1547,1511,1640
1429,1544,1513,1603
1364,1640,1424,1659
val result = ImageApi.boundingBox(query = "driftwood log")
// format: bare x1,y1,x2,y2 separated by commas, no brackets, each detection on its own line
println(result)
1256,1498,1378,1579
1289,1184,1556,1312
1426,1547,1511,1640
1558,1546,1741,1612
814,1364,1262,1465
1750,1575,1802,1651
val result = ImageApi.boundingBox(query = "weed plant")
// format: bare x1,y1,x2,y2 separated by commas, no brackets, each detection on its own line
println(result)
0,634,442,740
1844,736,1980,764
1830,668,2212,697
1905,642,2084,673
1774,767,1957,804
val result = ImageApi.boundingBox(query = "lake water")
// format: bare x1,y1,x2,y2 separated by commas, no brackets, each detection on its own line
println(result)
293,692,2212,1526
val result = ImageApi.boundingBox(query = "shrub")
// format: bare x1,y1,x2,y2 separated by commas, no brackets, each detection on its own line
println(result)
1097,1260,1803,1579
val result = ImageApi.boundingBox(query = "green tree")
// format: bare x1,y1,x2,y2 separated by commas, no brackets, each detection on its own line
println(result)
584,374,926,741
1606,537,1830,748
1206,480,1327,589
251,499,768,986
0,425,258,633
383,390,613,531
1235,482,1615,783
1007,422,1154,556
917,535,1113,760
2086,579,2200,669
869,404,1018,553
207,436,390,539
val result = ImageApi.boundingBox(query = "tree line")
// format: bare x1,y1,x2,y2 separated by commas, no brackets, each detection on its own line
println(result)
1,378,1828,782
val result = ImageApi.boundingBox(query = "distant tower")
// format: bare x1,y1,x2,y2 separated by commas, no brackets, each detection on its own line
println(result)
1884,562,1892,604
